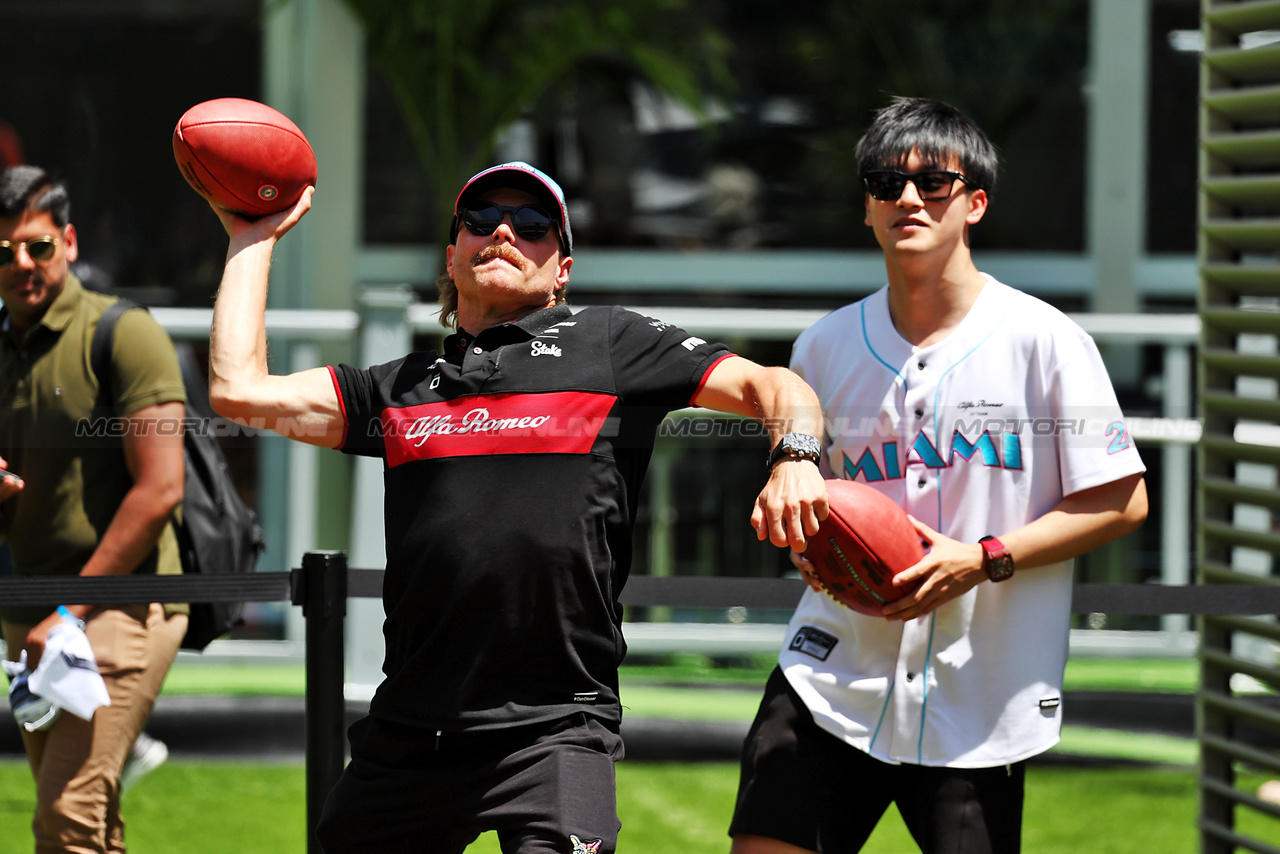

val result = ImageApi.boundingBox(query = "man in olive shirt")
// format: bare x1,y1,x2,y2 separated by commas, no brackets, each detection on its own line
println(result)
0,166,188,854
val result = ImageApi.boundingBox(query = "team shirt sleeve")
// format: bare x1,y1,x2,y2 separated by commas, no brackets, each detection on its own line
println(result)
605,306,732,407
330,361,386,458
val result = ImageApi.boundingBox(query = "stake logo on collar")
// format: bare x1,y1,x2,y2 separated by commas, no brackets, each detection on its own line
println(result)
531,340,562,357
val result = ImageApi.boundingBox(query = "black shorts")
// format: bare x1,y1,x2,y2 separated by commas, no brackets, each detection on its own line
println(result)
730,668,1026,854
317,712,623,854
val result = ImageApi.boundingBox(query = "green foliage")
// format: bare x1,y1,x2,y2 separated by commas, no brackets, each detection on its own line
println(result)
338,0,732,241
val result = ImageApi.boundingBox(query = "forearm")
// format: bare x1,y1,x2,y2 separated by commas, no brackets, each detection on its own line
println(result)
998,473,1149,571
59,481,182,623
750,366,825,448
207,233,343,445
886,474,1147,621
693,358,824,444
208,234,275,414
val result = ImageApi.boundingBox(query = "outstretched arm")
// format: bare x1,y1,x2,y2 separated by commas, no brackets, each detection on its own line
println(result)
692,355,828,552
882,472,1148,622
206,188,345,448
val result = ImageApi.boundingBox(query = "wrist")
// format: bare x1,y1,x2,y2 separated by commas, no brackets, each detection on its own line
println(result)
978,535,1015,582
768,432,822,470
56,606,87,630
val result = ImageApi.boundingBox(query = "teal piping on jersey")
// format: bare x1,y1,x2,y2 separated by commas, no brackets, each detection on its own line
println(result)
861,298,905,754
916,614,938,761
913,297,1014,763
861,300,908,381
868,678,895,751
858,292,1013,762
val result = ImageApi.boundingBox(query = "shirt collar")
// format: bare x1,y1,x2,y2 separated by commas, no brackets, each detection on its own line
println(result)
447,303,574,351
37,272,85,332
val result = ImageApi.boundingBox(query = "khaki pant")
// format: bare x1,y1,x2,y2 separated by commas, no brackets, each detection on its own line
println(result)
3,603,187,854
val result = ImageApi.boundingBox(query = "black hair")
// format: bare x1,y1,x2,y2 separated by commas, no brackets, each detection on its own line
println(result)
856,97,998,194
0,165,71,227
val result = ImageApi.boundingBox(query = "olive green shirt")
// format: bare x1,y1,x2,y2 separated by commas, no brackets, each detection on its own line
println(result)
0,274,188,623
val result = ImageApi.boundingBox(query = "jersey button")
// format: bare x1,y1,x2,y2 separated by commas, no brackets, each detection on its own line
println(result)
914,408,924,418
917,478,927,487
917,361,926,370
472,347,483,355
906,672,916,682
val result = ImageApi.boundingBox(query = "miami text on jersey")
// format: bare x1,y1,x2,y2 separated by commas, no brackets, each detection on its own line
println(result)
841,428,1024,482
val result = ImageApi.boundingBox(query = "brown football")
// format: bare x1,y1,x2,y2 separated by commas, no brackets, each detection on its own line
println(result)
173,97,316,217
802,479,924,615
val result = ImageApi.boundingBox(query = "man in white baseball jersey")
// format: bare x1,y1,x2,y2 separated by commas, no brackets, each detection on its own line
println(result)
728,98,1148,854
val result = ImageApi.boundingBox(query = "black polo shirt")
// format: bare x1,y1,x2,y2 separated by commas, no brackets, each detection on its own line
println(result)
330,304,732,731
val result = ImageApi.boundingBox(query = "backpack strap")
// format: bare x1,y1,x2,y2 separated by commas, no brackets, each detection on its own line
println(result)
89,299,143,409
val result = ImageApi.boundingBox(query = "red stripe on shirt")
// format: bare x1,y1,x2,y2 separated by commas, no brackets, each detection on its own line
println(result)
381,391,618,466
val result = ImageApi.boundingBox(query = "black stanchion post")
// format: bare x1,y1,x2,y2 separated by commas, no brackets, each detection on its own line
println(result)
294,550,347,854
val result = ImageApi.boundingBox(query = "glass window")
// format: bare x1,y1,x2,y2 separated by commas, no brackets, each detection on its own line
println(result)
362,1,1091,252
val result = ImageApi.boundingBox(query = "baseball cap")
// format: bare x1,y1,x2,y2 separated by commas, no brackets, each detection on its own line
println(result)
451,161,573,255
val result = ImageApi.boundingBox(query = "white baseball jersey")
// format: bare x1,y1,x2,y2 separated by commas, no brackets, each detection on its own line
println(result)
780,276,1145,768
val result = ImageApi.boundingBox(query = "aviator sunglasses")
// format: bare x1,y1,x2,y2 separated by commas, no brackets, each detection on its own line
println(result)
862,169,978,202
459,203,557,242
0,235,60,266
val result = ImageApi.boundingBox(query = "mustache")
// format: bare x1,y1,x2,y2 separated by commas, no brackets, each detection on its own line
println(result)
470,244,526,270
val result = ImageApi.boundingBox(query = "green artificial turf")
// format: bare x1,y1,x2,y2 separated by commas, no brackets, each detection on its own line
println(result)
3,761,1270,854
620,683,762,721
158,653,1211,699
0,760,306,854
1062,656,1200,693
48,649,1267,852
161,661,307,697
1055,725,1197,766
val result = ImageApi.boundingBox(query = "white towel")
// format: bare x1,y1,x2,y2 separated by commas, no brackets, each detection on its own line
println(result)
28,621,111,721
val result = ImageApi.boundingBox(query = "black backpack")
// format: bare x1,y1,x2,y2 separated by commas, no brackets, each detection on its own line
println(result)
91,299,265,651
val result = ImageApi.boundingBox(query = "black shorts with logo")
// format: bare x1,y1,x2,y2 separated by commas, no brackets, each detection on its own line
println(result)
730,667,1026,854
317,712,622,854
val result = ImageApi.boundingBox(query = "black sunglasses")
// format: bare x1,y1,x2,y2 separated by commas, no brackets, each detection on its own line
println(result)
459,203,556,242
862,170,977,202
0,235,60,266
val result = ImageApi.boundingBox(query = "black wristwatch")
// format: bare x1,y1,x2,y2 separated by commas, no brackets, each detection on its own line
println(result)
978,535,1015,582
768,433,822,470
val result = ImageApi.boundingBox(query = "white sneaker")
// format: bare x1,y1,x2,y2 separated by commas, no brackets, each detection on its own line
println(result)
120,731,168,790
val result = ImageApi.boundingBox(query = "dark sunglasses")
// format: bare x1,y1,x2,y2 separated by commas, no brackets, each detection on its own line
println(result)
0,235,60,266
460,203,556,242
862,170,977,202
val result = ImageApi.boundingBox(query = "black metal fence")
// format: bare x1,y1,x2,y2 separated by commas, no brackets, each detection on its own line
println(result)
4,556,1280,852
